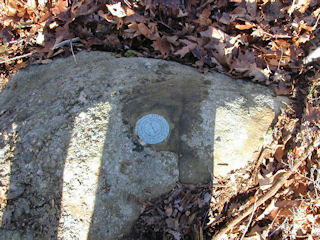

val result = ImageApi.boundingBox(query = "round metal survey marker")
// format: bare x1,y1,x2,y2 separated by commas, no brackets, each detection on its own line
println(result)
135,114,170,144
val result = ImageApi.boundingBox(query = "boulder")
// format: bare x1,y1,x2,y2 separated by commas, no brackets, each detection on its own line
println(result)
0,51,287,239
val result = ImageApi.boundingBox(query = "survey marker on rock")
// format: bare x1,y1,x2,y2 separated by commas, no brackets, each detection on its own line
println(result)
0,51,287,239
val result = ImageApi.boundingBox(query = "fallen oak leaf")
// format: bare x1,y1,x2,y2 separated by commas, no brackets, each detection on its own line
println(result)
264,53,291,68
218,12,231,25
152,37,171,57
123,23,141,38
275,200,302,217
258,169,287,190
71,0,100,19
52,24,74,50
166,35,179,46
231,63,270,82
51,0,70,20
194,6,211,26
200,26,229,42
230,5,247,20
255,199,278,221
246,225,269,240
274,144,285,161
304,102,320,124
127,23,139,31
147,22,159,37
0,29,14,43
124,12,147,24
274,81,292,96
5,0,29,18
246,0,257,18
138,23,158,40
98,10,116,23
124,6,135,17
174,39,197,58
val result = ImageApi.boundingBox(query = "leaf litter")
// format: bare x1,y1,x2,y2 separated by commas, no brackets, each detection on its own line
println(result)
1,0,320,239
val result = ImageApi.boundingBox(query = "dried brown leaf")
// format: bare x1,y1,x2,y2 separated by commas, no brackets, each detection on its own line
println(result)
194,7,211,26
71,0,99,19
152,37,171,57
166,36,179,46
124,13,147,24
230,6,247,20
51,0,69,18
174,39,197,58
304,103,320,124
246,0,257,18
200,26,229,42
274,81,292,96
138,23,158,40
258,170,287,190
232,63,270,82
276,200,301,217
235,22,254,30
274,145,285,161
256,199,278,221
218,12,231,25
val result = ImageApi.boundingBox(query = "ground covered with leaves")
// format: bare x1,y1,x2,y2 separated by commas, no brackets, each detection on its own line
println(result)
1,0,320,239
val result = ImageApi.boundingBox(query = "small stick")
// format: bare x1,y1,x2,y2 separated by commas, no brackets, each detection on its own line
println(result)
250,147,272,186
212,137,319,240
196,0,214,12
314,13,320,29
240,191,258,240
264,210,280,238
277,47,284,71
52,37,80,50
0,52,33,64
70,40,77,64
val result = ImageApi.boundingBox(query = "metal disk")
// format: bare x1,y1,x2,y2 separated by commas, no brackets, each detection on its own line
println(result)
135,114,170,144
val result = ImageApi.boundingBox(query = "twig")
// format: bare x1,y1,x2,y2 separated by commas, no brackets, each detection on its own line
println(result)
269,217,289,237
288,0,296,16
240,191,258,240
263,210,280,239
196,0,214,12
212,138,319,240
70,40,77,64
123,0,132,8
277,48,284,71
158,21,174,31
52,37,80,50
0,52,33,64
314,13,320,29
250,147,272,186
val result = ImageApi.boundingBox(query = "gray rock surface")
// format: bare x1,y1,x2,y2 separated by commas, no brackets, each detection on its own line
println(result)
0,51,287,239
